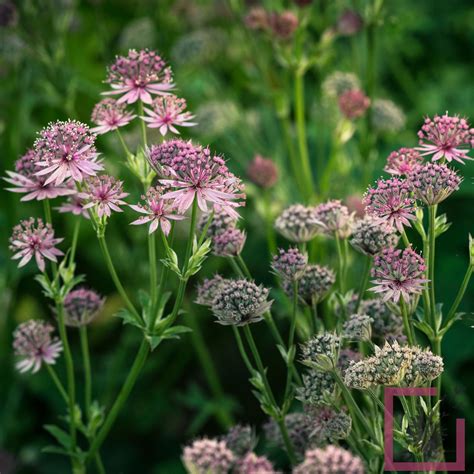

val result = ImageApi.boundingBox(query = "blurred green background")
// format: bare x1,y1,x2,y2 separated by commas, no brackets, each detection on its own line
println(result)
0,0,473,472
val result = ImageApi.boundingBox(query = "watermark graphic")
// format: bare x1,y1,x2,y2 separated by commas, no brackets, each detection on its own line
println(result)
384,387,465,472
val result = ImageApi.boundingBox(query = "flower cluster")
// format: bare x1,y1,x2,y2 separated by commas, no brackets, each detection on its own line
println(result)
360,298,404,342
305,407,352,443
294,445,364,474
338,89,370,119
212,227,246,257
275,204,320,243
301,333,340,371
63,288,105,327
350,215,398,256
13,320,63,373
234,452,278,474
297,370,335,406
322,72,360,100
271,247,307,281
195,275,226,307
384,147,424,176
371,99,406,133
182,438,234,474
90,98,136,135
343,313,373,341
222,424,256,457
246,155,278,189
245,7,299,40
313,200,354,239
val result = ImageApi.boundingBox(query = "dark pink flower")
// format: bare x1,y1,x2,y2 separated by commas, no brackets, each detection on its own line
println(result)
104,49,174,104
246,155,278,189
34,120,103,185
384,147,424,176
9,218,64,272
364,178,416,233
244,7,270,31
13,320,63,373
338,89,370,119
55,195,90,219
90,98,136,134
79,175,128,219
130,186,185,235
371,247,428,303
269,11,299,40
141,95,196,135
417,113,473,164
4,149,76,201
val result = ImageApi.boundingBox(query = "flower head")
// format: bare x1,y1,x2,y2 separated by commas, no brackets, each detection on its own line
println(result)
63,288,105,327
343,313,373,341
345,194,365,217
197,207,238,239
182,438,234,474
296,370,335,406
302,333,340,371
350,215,399,256
404,347,444,386
372,99,406,133
4,149,76,201
322,72,360,99
212,227,246,257
146,139,200,173
104,49,174,104
268,11,299,40
130,186,185,235
10,218,63,272
275,204,321,243
407,162,462,205
55,195,90,219
90,98,136,134
371,247,428,303
306,406,352,443
211,279,272,326
79,175,128,219
294,445,364,474
338,89,370,119
271,247,308,281
363,177,416,232
313,200,354,238
337,9,363,36
360,298,403,342
244,7,270,31
195,275,227,307
34,120,103,185
13,320,63,373
417,113,473,164
384,148,424,176
142,95,196,135
223,425,256,457
337,348,362,375
234,452,278,474
246,155,278,189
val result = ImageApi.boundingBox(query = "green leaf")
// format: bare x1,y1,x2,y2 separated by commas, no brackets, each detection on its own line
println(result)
161,325,193,340
115,308,144,330
44,424,72,449
42,446,74,457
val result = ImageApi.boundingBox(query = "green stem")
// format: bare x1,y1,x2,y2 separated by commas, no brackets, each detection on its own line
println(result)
43,199,53,225
294,70,313,202
355,256,372,312
138,101,147,148
434,338,442,406
444,265,473,327
46,364,68,403
232,326,254,372
401,229,410,248
263,190,277,256
236,254,252,279
80,326,92,417
115,129,131,157
428,206,437,324
284,281,299,402
148,231,158,310
335,234,345,293
87,341,149,463
70,219,81,264
400,296,414,345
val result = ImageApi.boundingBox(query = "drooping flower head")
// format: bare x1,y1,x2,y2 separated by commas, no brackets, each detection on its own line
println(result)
275,204,321,243
313,200,354,238
4,149,76,201
246,155,278,189
371,247,428,303
294,445,364,474
13,320,63,373
9,218,64,272
104,49,174,104
182,438,234,474
55,195,90,219
141,95,196,135
338,89,370,119
211,279,272,326
63,288,105,327
212,227,246,257
407,162,462,205
79,175,128,219
34,120,103,185
195,275,227,307
363,177,416,232
271,247,308,281
223,424,256,457
417,113,473,164
350,215,399,256
234,452,278,474
130,186,185,235
384,148,424,176
371,99,406,133
90,98,136,134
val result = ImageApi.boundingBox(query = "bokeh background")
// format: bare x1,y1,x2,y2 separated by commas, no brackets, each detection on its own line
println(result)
0,0,473,472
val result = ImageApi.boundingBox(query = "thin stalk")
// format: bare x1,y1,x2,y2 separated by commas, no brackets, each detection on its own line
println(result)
232,326,254,372
401,229,410,248
70,219,81,264
428,205,437,323
46,364,68,403
80,326,92,416
263,189,277,256
115,129,131,157
335,234,345,292
355,256,372,312
284,281,299,402
138,101,147,147
444,264,473,327
400,296,414,345
280,115,305,197
43,199,53,225
148,231,158,309
236,254,252,280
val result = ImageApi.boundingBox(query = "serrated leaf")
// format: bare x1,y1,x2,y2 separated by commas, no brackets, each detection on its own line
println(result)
44,424,72,449
115,308,144,330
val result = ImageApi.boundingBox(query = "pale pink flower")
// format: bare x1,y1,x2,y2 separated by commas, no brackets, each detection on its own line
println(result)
13,320,63,374
55,195,90,219
371,247,428,303
384,147,424,176
79,175,128,219
34,120,103,185
130,186,185,235
364,178,416,233
64,288,105,327
4,149,76,201
338,89,370,119
104,49,174,104
141,95,196,135
90,98,136,134
417,113,473,164
9,218,64,272
246,155,278,189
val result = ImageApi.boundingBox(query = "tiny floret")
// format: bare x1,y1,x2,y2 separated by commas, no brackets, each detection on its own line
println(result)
234,452,277,474
296,370,335,406
222,424,256,457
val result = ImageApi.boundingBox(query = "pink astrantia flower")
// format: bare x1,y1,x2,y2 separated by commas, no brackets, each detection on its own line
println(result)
152,139,245,217
416,113,473,164
56,195,90,219
34,120,103,186
13,320,63,373
9,218,64,272
313,199,354,239
104,49,174,104
371,247,428,303
363,178,416,233
130,186,185,235
384,147,424,176
338,89,370,119
90,98,136,134
246,155,278,189
79,175,128,219
4,149,76,201
141,95,196,135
